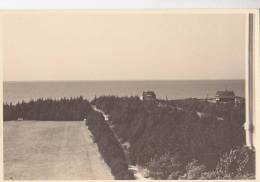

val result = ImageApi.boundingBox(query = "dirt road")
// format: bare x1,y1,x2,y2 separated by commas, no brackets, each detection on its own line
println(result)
4,121,114,180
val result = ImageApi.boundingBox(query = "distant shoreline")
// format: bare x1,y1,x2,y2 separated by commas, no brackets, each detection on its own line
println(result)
3,80,245,104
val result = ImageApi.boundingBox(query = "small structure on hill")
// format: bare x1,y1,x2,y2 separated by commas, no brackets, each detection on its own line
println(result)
235,96,245,105
215,90,235,103
141,91,156,101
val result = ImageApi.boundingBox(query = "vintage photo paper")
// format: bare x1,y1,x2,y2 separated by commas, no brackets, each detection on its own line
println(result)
0,9,259,180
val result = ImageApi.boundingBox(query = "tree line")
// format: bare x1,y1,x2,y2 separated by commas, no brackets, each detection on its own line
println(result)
3,96,92,121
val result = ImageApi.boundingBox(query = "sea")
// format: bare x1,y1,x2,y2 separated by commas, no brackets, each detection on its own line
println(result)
3,80,245,104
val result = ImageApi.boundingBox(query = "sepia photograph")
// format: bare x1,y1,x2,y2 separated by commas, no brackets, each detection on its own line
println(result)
2,10,258,180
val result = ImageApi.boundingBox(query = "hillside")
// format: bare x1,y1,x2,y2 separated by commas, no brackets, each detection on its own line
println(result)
92,96,254,179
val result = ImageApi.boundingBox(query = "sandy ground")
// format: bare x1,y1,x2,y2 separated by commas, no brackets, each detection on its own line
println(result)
4,121,114,180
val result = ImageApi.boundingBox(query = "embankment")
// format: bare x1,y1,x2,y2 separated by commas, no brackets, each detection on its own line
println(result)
86,110,135,180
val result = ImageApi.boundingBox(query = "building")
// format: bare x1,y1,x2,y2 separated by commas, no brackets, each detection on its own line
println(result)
215,90,235,103
141,91,156,101
235,96,245,105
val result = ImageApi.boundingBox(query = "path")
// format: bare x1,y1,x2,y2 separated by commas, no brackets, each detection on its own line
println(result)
4,121,114,180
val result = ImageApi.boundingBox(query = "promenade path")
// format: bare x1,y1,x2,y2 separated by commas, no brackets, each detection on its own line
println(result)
4,121,113,180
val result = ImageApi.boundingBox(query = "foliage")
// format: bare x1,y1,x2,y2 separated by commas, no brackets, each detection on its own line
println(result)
3,96,91,121
180,159,207,180
181,147,255,180
92,96,249,179
148,152,185,180
86,110,135,180
209,146,255,179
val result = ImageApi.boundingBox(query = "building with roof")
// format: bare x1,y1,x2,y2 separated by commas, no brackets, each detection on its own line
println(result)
141,91,156,102
215,90,235,103
235,96,245,105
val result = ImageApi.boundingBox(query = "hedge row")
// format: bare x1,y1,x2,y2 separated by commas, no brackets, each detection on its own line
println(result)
86,110,135,180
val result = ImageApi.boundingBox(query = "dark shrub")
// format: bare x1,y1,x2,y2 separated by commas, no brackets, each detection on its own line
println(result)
86,110,134,180
148,153,184,179
110,158,129,175
114,170,135,180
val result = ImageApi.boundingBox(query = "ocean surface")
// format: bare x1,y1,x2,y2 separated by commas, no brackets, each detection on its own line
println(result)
3,80,244,104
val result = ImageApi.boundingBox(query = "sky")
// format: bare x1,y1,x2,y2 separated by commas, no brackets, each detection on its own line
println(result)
3,11,246,81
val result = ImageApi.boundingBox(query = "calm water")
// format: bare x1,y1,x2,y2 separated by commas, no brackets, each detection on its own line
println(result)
3,80,244,104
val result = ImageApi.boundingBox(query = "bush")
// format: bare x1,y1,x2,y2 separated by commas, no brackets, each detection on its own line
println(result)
110,159,129,177
115,170,135,180
148,153,184,179
168,171,182,180
86,110,134,180
181,159,207,180
198,147,255,180
214,147,255,179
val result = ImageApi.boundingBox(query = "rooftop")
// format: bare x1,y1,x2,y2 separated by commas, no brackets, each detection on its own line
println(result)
216,90,235,97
